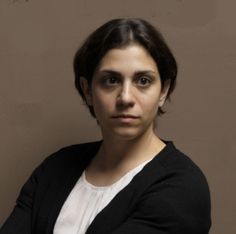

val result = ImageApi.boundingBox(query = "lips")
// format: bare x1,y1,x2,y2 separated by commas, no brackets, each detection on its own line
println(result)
112,114,139,118
111,114,140,124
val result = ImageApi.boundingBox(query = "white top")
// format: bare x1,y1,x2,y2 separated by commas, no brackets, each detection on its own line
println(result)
53,160,151,234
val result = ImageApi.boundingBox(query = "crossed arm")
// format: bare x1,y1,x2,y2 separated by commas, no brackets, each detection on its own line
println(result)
0,157,211,234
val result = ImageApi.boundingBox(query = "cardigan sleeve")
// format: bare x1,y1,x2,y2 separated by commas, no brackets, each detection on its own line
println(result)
0,158,47,234
111,166,211,234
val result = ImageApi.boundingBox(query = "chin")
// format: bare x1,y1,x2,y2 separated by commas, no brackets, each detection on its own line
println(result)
110,127,144,141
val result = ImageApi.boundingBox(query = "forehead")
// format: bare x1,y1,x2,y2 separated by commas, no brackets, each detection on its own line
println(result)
96,43,158,73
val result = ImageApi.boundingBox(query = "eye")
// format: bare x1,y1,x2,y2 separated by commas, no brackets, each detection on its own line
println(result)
100,75,120,86
136,76,152,87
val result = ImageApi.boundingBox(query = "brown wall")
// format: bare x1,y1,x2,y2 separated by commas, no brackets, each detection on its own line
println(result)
0,0,235,233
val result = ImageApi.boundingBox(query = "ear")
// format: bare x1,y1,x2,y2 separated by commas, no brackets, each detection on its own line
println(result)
158,79,171,107
80,77,93,106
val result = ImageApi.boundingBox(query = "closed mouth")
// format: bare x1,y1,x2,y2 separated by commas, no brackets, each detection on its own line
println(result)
112,115,139,118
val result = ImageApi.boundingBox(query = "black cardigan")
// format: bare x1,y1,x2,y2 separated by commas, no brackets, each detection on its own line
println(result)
0,140,211,234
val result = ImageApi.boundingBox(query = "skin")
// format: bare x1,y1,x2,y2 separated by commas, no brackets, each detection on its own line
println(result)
80,43,170,186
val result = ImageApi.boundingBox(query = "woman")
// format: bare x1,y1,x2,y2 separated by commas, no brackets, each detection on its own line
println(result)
0,18,211,234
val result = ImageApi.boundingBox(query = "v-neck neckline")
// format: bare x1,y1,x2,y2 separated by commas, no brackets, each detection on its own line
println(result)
47,140,176,234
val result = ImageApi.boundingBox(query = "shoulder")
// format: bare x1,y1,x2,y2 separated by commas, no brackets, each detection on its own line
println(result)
30,140,102,181
138,141,211,232
42,140,102,167
149,141,209,188
148,141,211,205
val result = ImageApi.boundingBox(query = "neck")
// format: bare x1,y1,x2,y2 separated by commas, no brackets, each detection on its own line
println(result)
95,127,165,171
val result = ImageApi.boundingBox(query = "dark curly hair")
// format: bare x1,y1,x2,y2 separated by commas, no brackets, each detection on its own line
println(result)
74,18,177,118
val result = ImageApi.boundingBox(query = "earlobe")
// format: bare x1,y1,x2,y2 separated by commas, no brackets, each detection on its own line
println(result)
158,96,166,107
80,77,93,106
159,79,171,107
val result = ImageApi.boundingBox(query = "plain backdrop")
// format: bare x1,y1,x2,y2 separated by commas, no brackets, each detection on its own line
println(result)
0,0,235,233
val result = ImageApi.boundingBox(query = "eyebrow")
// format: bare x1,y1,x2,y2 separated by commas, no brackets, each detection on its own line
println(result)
99,69,157,77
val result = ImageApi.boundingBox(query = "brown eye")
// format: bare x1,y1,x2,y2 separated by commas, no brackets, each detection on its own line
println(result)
102,76,120,86
108,77,118,84
137,76,152,87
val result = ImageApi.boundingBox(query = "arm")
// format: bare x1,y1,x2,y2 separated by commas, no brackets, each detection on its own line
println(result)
112,168,211,234
0,160,46,234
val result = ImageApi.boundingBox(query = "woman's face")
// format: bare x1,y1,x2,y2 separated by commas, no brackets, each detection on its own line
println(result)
80,43,169,140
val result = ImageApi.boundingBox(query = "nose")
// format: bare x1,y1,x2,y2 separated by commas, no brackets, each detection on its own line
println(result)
116,81,135,108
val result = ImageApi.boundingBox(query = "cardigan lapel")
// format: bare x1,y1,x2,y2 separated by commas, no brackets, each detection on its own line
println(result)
37,141,102,234
85,141,175,234
36,140,175,234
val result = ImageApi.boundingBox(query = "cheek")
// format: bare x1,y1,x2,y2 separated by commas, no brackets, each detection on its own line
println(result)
139,90,161,111
141,99,159,117
92,91,113,113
